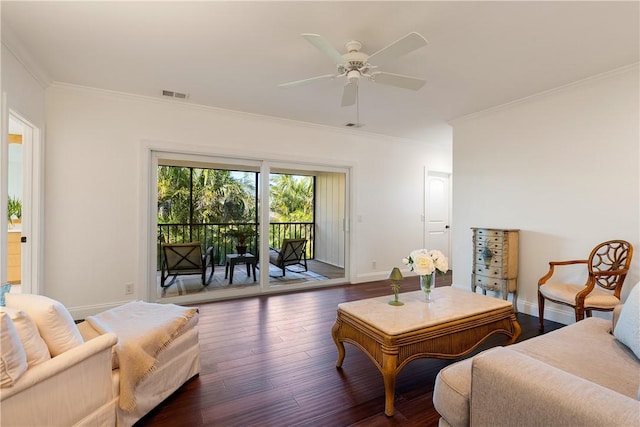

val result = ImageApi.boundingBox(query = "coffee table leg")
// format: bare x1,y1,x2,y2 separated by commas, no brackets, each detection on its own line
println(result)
382,347,399,416
508,314,522,344
331,320,345,367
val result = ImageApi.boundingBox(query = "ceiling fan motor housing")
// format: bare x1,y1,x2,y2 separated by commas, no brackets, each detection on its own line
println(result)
340,49,371,80
280,32,428,106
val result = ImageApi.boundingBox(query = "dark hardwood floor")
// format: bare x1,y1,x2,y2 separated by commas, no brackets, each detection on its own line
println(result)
136,273,564,427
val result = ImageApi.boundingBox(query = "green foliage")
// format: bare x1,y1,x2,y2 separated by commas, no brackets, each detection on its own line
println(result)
226,225,254,245
7,196,22,224
269,174,313,222
157,166,256,225
158,167,314,226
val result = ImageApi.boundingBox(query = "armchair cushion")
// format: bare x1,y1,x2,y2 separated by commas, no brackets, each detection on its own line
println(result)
1,307,50,367
0,310,27,387
539,283,620,308
614,282,640,359
5,294,84,357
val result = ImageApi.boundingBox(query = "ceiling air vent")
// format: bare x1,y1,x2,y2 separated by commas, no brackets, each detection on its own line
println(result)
162,90,189,100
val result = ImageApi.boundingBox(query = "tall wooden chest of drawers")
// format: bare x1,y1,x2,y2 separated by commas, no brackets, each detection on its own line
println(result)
471,228,519,310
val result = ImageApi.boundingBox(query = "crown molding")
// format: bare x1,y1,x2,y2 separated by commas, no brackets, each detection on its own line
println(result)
1,22,52,89
449,62,640,125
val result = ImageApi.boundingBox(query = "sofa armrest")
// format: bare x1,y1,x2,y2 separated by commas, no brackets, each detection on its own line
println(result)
77,318,103,341
0,333,118,426
470,347,640,427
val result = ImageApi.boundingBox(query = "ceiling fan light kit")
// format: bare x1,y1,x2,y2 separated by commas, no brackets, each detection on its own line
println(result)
347,69,361,83
279,32,429,108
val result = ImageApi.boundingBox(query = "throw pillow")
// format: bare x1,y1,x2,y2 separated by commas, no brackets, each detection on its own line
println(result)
0,310,27,387
5,294,84,357
613,282,640,359
0,307,51,367
0,283,12,306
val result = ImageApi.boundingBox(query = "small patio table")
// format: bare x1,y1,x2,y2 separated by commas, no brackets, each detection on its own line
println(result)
225,253,257,284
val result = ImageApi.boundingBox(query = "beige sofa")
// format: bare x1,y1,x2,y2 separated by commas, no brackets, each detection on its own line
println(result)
1,294,200,427
433,285,640,427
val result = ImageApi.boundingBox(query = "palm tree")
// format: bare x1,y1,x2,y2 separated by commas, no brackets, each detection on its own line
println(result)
270,174,313,222
157,166,191,224
158,167,257,225
196,169,256,224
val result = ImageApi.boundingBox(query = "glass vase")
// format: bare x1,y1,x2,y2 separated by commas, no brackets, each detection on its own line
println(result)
420,273,435,301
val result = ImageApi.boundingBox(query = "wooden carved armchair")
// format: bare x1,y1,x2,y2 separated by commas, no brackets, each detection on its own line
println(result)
269,238,308,276
537,239,633,330
161,242,214,288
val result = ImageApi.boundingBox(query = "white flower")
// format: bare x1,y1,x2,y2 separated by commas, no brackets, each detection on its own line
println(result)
412,252,435,275
429,249,449,273
403,248,449,275
434,257,448,273
429,249,444,260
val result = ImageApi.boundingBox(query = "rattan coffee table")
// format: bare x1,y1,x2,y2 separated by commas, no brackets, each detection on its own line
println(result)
331,286,521,416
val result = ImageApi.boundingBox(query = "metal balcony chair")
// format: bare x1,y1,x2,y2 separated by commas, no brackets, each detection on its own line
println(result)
537,239,633,330
161,242,214,288
269,238,308,276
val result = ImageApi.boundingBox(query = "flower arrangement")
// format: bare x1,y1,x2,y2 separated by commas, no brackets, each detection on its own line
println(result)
402,249,449,276
402,249,449,301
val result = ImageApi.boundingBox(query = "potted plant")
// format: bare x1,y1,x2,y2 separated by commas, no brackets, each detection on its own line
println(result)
226,226,253,255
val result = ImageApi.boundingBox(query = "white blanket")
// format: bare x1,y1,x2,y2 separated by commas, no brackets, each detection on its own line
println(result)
86,301,198,411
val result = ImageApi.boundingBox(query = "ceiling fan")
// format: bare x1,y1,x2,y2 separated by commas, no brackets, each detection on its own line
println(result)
279,32,428,107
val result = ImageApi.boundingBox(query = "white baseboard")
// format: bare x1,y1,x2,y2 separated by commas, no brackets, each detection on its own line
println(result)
69,300,136,320
518,300,574,326
454,284,576,326
354,272,390,283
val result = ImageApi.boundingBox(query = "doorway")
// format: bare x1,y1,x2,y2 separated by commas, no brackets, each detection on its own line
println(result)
3,112,39,293
425,170,452,268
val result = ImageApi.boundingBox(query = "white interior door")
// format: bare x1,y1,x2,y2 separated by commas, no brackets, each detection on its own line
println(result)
425,171,451,267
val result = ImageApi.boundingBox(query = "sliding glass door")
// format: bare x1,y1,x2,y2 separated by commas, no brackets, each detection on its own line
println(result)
266,168,345,289
150,152,348,303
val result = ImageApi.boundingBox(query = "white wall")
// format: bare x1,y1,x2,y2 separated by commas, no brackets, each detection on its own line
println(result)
451,65,640,325
44,84,451,316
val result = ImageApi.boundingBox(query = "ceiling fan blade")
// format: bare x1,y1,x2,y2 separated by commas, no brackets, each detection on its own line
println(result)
341,81,357,107
368,32,428,67
302,34,344,65
278,74,336,88
371,72,426,91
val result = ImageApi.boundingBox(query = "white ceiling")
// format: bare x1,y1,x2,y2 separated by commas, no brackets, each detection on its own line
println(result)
2,1,639,141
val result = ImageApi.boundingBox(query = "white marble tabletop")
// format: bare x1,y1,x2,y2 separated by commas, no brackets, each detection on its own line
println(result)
337,286,513,335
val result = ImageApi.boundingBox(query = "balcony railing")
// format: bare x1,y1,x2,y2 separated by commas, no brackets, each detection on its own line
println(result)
157,222,314,267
